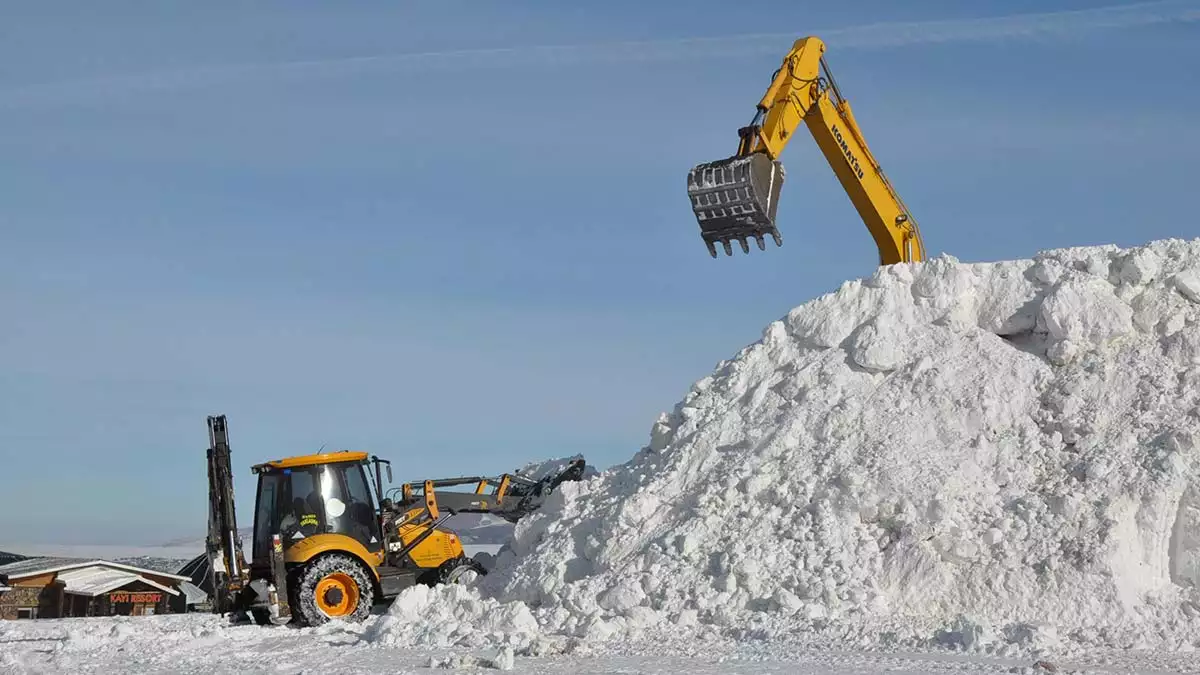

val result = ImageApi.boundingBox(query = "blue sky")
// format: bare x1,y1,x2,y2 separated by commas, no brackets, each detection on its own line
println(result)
2,1,1198,546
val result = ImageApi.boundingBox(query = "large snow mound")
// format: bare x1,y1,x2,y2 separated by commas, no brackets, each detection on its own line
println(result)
373,238,1200,654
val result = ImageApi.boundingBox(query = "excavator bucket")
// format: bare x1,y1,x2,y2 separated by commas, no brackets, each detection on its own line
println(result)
686,152,785,257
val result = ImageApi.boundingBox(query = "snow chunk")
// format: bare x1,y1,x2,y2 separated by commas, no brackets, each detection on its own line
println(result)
365,585,541,651
491,646,516,670
1039,276,1133,344
972,262,1039,335
1174,269,1200,304
786,280,885,348
847,316,908,372
1116,247,1161,286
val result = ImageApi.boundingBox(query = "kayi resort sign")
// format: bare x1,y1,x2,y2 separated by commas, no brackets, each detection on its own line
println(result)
109,592,162,604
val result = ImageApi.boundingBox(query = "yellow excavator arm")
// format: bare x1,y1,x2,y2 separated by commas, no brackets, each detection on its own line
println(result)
686,36,925,265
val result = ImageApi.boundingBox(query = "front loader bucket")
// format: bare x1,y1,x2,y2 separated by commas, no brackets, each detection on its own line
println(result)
686,152,785,257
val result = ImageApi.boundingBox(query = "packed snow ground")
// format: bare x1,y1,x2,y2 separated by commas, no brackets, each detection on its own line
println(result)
3,612,1198,674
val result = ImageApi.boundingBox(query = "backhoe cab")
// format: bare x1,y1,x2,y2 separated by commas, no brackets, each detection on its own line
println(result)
202,415,586,627
242,451,410,625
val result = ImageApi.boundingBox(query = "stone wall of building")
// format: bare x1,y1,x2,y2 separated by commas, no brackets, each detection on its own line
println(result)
0,587,40,620
0,584,62,620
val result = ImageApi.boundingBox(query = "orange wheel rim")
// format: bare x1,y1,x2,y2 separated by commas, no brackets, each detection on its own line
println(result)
314,572,359,617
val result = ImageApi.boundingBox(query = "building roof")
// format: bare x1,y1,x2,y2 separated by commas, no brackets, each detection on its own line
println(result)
56,567,180,597
177,553,214,594
0,557,190,583
0,556,83,577
178,581,208,605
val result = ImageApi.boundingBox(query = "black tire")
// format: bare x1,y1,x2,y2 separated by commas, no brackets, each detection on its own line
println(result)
290,553,375,626
436,556,487,586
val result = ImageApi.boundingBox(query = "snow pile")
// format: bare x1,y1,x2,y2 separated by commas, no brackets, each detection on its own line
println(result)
363,584,542,651
514,454,599,483
373,238,1200,653
425,645,515,671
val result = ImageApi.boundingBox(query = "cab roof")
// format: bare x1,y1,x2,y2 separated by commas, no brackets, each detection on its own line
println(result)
252,451,368,472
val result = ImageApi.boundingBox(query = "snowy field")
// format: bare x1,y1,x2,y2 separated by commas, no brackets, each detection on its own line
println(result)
9,239,1200,674
2,612,1198,674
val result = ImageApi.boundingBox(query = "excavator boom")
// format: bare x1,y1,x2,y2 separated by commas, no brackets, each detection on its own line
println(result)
686,36,924,265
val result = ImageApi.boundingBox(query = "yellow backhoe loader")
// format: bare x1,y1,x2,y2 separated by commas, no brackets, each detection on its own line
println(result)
686,36,925,265
200,414,585,626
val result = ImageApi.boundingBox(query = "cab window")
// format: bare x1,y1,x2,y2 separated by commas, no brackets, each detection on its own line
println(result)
253,461,380,555
327,463,381,551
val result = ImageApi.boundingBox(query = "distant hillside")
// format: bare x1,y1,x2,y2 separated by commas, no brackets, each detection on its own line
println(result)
0,550,29,566
0,549,192,575
164,516,516,549
160,527,253,550
114,556,193,575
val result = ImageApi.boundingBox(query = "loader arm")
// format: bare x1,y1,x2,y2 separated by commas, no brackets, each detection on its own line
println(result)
687,36,924,265
389,458,588,524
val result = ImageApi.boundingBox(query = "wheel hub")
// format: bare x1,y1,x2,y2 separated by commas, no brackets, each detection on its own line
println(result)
323,586,344,607
314,572,359,617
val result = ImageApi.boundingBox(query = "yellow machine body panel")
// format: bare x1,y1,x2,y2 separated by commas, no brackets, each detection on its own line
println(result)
284,533,384,578
806,93,923,264
396,506,465,569
252,451,369,472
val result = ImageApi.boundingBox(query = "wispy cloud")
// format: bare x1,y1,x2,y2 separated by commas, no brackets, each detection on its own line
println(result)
3,0,1198,108
820,0,1200,47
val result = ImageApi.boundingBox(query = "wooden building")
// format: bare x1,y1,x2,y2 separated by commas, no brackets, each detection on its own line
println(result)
0,558,192,620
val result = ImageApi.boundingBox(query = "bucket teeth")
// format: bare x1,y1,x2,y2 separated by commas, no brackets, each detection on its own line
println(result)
703,234,784,258
686,152,786,259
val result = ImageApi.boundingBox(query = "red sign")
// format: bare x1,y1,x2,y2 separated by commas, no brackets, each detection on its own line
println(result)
110,592,162,604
